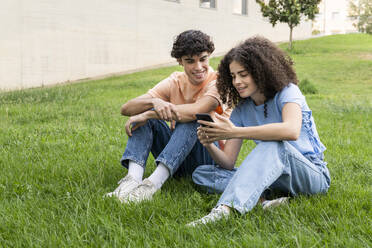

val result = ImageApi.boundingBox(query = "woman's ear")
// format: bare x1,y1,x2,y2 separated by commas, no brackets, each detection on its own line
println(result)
177,58,183,66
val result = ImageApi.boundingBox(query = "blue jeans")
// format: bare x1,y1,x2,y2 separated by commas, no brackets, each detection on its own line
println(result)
192,141,331,214
121,119,215,176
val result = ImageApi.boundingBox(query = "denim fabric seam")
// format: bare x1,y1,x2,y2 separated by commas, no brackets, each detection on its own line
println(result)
213,166,217,192
217,162,283,214
120,119,171,170
241,162,283,213
302,110,326,154
286,146,330,193
286,152,323,175
121,155,146,168
155,125,197,175
156,157,173,174
155,119,173,131
156,134,194,175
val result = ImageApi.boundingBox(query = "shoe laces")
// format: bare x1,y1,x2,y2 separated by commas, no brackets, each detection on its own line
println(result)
198,206,229,224
113,175,137,193
129,180,155,198
262,197,289,209
117,175,132,185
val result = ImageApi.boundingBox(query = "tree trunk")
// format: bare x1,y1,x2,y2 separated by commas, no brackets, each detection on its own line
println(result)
289,26,293,50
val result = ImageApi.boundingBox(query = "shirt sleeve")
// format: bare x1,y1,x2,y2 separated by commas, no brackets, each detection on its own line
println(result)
203,80,223,107
147,73,176,102
278,83,305,111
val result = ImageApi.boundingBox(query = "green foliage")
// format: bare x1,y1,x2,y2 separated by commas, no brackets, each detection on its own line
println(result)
299,78,318,94
349,0,372,34
312,29,321,35
256,0,322,49
0,34,371,247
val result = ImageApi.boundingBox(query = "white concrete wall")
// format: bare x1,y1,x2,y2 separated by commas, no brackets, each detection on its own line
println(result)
313,0,357,35
0,0,312,91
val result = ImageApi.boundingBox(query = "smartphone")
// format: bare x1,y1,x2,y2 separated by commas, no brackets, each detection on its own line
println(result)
195,113,214,126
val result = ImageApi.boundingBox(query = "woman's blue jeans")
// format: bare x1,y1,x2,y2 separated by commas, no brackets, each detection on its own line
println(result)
192,141,331,214
120,119,215,176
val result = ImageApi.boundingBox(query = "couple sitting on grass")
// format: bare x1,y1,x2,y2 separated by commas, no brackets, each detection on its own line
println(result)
105,30,331,226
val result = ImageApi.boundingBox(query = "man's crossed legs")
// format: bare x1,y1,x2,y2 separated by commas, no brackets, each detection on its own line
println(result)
106,119,215,203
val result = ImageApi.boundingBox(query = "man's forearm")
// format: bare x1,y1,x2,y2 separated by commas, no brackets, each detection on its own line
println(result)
121,97,154,116
172,105,197,122
173,96,219,122
132,104,202,123
133,101,216,123
124,95,219,123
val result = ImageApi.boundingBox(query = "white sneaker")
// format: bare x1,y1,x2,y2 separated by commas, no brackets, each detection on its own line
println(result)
186,205,230,227
262,197,289,210
105,174,141,201
123,179,159,203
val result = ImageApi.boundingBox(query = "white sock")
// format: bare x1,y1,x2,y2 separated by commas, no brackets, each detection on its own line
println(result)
147,163,170,189
128,161,144,182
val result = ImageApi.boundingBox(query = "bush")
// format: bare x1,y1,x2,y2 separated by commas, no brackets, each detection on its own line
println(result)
299,79,318,94
312,29,321,35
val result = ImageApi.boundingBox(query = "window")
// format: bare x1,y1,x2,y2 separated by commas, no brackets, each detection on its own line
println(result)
200,0,216,9
332,12,340,20
233,0,248,15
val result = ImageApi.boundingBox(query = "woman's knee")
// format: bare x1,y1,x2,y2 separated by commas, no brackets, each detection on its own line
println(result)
192,165,215,184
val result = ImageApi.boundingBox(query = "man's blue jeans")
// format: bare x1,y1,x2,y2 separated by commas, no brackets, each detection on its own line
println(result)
121,119,215,177
192,141,331,214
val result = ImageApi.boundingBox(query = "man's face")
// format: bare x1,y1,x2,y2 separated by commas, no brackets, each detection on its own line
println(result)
178,52,210,85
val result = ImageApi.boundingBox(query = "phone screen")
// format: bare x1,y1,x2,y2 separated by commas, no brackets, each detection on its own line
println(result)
195,113,214,126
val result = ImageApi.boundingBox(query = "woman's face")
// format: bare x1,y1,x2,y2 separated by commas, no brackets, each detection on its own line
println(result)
229,60,264,104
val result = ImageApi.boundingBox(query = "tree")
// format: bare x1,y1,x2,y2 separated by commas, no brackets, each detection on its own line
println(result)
256,0,321,49
349,0,372,34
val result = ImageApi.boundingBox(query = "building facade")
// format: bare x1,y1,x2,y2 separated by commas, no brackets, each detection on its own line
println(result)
312,0,358,35
0,0,313,91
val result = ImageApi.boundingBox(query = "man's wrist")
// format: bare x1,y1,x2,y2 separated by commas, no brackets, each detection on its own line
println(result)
145,110,158,119
150,98,156,107
139,111,149,120
151,97,163,107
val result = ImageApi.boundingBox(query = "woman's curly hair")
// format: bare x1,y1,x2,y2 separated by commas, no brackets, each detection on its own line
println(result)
171,30,215,59
217,36,298,108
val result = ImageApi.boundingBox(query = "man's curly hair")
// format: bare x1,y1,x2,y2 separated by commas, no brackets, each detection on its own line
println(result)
217,36,298,108
171,30,215,59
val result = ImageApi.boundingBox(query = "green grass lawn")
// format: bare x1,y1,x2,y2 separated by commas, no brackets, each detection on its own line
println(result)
0,34,371,247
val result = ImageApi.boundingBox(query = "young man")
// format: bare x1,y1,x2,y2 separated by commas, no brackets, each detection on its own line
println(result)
106,30,227,203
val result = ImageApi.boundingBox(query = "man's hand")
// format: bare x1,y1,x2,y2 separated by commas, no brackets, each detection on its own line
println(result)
152,98,180,121
125,113,148,137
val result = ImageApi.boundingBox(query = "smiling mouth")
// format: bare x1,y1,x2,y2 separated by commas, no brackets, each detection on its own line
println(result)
236,87,247,93
193,71,206,78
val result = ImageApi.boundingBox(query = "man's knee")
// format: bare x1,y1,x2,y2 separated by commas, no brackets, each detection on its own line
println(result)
175,121,198,130
170,121,198,142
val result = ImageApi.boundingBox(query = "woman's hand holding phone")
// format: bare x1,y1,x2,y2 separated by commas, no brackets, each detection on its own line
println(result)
195,113,214,127
196,113,214,146
197,114,237,143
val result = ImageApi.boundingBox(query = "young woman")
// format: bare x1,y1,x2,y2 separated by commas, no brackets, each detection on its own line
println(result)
188,36,331,226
